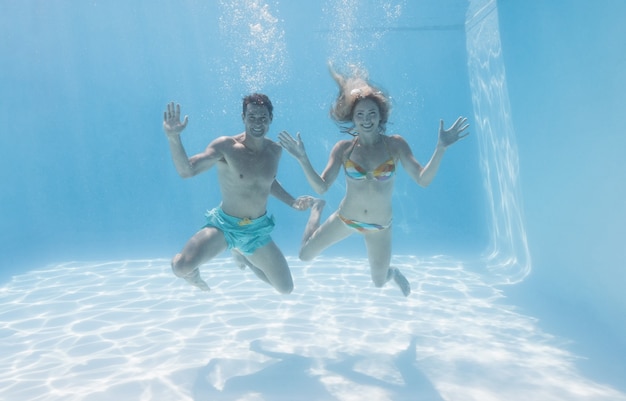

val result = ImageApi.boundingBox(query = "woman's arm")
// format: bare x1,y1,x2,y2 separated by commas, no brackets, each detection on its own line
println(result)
394,117,469,187
278,131,345,194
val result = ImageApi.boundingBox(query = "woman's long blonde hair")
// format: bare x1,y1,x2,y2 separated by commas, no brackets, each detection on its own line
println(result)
329,63,391,135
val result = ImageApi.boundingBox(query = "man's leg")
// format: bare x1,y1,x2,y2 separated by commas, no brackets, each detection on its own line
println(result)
245,241,294,294
231,248,272,286
172,227,228,291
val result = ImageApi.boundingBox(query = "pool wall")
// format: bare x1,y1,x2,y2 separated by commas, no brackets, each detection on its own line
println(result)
497,0,626,382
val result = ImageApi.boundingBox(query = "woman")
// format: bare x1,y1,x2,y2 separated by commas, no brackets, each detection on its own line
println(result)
278,66,469,296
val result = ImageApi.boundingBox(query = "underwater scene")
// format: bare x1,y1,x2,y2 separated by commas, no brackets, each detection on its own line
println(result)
1,1,625,400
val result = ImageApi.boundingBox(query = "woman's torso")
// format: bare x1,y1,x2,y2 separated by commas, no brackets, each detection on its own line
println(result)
338,135,397,224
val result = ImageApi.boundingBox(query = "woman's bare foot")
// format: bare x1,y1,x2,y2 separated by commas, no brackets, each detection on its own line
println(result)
311,198,326,212
388,267,411,297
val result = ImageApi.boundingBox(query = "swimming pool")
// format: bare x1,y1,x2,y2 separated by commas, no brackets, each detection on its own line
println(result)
1,1,624,400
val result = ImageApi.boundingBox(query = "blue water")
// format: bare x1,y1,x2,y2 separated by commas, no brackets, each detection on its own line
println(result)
1,0,625,400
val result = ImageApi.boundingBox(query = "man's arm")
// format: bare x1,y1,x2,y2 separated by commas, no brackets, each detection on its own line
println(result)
163,102,222,178
270,179,314,211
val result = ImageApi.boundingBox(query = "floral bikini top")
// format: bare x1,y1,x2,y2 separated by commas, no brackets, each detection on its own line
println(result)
343,136,396,181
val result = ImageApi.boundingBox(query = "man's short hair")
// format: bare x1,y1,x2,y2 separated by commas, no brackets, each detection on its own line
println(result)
243,93,273,119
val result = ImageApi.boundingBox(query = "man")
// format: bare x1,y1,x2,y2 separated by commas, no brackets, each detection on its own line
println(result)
163,94,312,294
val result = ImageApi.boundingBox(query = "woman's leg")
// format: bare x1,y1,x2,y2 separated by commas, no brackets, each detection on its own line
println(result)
299,210,353,261
363,228,393,287
363,228,410,296
300,199,325,250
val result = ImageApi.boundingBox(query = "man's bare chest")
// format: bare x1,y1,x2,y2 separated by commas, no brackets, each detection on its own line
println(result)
221,148,278,183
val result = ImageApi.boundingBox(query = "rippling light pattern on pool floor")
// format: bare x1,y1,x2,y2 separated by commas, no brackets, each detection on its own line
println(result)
1,256,623,401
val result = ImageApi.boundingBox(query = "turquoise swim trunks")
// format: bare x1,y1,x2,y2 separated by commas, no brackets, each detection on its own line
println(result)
203,207,275,255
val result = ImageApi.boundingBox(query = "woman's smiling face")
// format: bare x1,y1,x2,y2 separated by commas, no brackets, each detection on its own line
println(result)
352,98,380,134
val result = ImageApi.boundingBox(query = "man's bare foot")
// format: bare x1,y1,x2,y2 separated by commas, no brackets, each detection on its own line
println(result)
231,249,248,271
183,268,210,291
230,249,273,286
